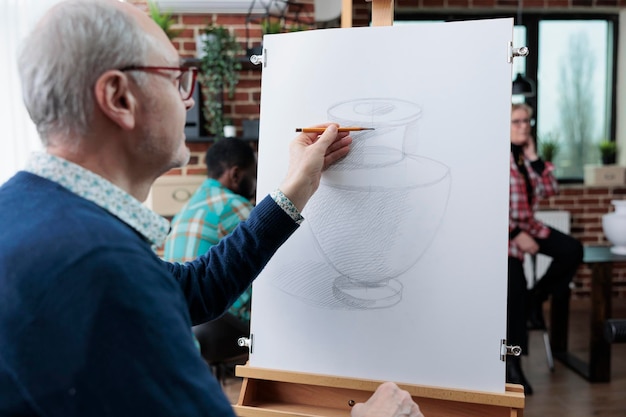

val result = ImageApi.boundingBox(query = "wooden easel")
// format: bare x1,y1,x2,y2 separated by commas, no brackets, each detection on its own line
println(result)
235,2,525,416
234,366,524,417
341,0,393,27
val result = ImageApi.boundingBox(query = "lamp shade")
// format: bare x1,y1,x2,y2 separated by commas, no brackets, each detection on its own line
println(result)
512,73,535,97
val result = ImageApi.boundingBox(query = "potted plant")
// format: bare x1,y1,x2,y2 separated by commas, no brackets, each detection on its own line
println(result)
261,16,284,35
198,25,242,138
244,16,283,58
223,118,236,138
599,140,617,165
147,0,181,40
539,136,560,163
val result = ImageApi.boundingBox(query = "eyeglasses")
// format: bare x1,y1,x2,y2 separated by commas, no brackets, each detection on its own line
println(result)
119,66,198,100
511,118,535,126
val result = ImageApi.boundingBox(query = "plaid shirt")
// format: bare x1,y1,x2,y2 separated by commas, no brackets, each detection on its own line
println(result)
509,153,558,260
163,178,254,321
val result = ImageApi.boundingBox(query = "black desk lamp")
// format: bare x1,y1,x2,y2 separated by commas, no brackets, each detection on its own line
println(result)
512,73,535,97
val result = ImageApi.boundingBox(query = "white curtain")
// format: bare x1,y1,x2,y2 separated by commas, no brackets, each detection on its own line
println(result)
0,0,64,185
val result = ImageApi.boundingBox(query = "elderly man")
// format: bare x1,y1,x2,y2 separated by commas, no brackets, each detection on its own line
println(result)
0,1,423,417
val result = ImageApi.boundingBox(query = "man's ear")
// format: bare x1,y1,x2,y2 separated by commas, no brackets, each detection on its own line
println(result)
230,165,241,181
94,70,136,130
224,165,241,191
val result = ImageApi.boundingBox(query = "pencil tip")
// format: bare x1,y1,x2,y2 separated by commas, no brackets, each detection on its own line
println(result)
295,128,302,132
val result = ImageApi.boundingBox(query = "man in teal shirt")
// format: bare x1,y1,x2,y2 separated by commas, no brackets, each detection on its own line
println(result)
164,138,257,322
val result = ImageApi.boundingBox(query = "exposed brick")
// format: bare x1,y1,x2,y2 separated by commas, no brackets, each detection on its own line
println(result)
472,0,498,6
587,207,610,214
176,29,196,39
586,187,612,195
524,0,546,6
396,0,417,6
548,0,570,6
234,104,261,115
181,41,196,51
550,198,577,206
561,188,585,196
422,0,446,6
233,91,253,101
237,79,264,89
578,198,602,205
187,142,210,152
163,168,183,176
186,168,207,175
215,15,247,25
181,14,215,26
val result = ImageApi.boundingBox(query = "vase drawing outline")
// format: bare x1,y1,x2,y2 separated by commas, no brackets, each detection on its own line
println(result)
270,98,451,309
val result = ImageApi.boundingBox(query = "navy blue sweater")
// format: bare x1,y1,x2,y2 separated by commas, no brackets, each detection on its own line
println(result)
0,172,298,416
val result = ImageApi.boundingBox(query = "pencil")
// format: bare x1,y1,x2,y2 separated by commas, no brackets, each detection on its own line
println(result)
295,127,375,133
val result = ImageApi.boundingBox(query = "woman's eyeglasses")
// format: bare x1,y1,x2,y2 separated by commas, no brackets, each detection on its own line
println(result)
511,118,535,126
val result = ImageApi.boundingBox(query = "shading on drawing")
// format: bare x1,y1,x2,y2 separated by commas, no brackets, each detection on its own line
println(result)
270,98,451,309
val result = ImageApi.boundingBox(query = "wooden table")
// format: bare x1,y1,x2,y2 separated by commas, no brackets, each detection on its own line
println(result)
550,245,623,382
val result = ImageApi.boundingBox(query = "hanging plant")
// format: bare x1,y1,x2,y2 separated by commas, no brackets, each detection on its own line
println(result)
199,25,242,137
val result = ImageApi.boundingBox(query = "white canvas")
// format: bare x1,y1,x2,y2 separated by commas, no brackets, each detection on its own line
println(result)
250,18,514,394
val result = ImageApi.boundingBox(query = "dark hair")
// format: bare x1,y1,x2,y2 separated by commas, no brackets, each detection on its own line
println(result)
205,138,256,178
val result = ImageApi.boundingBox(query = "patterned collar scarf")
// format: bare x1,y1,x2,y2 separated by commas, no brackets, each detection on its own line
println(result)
25,152,170,248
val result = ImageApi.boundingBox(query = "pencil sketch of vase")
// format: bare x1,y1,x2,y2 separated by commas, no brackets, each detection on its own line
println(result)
274,98,451,309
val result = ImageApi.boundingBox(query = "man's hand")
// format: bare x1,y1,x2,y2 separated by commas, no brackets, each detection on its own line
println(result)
279,123,352,211
351,382,424,417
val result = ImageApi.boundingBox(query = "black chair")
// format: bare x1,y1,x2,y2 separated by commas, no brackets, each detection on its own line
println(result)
605,319,626,343
193,313,250,385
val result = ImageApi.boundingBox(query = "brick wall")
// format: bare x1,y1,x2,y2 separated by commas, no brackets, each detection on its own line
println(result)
538,185,626,298
136,0,626,174
134,0,626,297
129,0,315,173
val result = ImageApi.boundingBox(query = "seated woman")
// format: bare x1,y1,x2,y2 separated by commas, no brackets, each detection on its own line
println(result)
507,103,583,395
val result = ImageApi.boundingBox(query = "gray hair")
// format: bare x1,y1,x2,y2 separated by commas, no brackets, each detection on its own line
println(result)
511,102,533,118
18,0,155,145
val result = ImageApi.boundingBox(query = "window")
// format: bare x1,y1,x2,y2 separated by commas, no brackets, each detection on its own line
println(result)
512,25,527,104
537,20,614,180
396,12,619,182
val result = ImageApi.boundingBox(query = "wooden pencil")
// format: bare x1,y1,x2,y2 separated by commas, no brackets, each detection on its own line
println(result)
295,127,375,133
